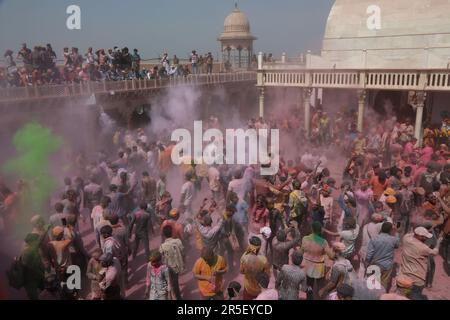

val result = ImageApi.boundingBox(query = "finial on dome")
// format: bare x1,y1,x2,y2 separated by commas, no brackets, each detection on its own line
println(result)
235,2,238,10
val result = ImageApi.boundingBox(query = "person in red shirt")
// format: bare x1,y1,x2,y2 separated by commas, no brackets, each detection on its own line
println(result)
160,208,184,242
249,195,269,236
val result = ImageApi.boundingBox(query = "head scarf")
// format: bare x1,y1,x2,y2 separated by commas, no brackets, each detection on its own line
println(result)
245,244,261,255
246,237,262,255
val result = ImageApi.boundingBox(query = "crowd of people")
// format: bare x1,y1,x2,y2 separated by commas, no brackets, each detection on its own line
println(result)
0,44,220,88
0,104,449,300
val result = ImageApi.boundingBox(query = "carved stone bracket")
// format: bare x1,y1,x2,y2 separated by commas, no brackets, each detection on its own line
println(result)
408,91,427,110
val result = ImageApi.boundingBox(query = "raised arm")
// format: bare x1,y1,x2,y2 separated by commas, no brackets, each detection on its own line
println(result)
437,196,450,215
125,180,139,196
322,228,340,237
128,213,136,237
283,227,302,250
275,268,284,290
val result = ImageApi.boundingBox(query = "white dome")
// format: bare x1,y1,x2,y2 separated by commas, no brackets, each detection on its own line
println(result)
318,0,450,69
219,6,256,41
223,7,250,33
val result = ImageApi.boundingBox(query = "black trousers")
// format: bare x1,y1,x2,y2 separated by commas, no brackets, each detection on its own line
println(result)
169,267,182,300
441,234,450,265
410,285,428,300
306,276,326,300
133,235,150,260
218,239,234,270
425,256,435,287
103,284,122,300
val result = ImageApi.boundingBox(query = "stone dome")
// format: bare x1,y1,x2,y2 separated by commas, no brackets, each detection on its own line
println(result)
219,5,256,41
224,7,250,33
317,0,450,69
218,5,257,70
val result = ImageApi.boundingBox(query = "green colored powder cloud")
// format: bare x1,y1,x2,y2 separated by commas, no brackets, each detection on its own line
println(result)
2,122,62,223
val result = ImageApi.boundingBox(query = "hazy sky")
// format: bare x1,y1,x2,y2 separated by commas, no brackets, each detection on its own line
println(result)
0,0,334,60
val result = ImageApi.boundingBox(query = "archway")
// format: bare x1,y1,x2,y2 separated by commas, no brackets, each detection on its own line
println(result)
372,91,415,121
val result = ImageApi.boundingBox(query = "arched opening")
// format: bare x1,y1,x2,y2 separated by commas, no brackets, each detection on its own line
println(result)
372,91,415,121
130,104,152,128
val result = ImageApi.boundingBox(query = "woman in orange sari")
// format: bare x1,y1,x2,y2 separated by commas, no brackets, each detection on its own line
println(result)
158,143,174,173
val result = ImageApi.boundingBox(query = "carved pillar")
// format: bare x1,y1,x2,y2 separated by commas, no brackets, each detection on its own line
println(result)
259,87,265,118
304,88,312,138
357,89,367,132
238,46,242,68
297,88,304,111
412,91,427,146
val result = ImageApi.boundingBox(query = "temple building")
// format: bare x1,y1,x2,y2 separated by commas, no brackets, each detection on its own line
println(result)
218,4,257,71
257,0,450,143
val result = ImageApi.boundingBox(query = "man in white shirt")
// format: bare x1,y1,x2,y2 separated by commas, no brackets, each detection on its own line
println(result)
190,50,198,74
320,187,334,226
358,213,384,277
227,168,248,202
137,129,148,144
208,165,221,202
156,173,167,201
84,178,103,211
49,202,69,230
92,197,112,248
147,143,159,175
85,47,95,64
300,152,315,170
99,253,122,300
180,171,195,220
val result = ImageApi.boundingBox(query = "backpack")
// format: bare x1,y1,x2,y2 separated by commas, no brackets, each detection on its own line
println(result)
6,257,25,289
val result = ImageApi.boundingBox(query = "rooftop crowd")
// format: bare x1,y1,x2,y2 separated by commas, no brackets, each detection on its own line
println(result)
1,43,218,88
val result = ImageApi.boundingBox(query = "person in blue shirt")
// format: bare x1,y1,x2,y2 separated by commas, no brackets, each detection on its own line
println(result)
366,222,400,292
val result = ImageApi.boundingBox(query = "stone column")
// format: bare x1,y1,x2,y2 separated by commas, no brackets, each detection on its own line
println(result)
259,87,265,118
357,89,366,132
304,88,312,138
414,91,427,145
258,52,263,70
238,47,242,68
220,44,224,73
315,88,321,108
297,88,304,110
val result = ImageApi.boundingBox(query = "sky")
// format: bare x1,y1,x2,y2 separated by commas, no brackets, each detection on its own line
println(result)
0,0,334,60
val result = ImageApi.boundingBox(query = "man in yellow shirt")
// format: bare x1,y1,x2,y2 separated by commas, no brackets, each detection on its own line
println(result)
192,247,227,300
240,236,271,300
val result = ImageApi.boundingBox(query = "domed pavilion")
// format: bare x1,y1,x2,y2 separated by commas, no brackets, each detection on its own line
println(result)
218,4,257,70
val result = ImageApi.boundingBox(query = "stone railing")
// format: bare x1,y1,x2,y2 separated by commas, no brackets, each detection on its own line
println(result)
259,68,450,91
0,71,256,102
261,55,307,71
